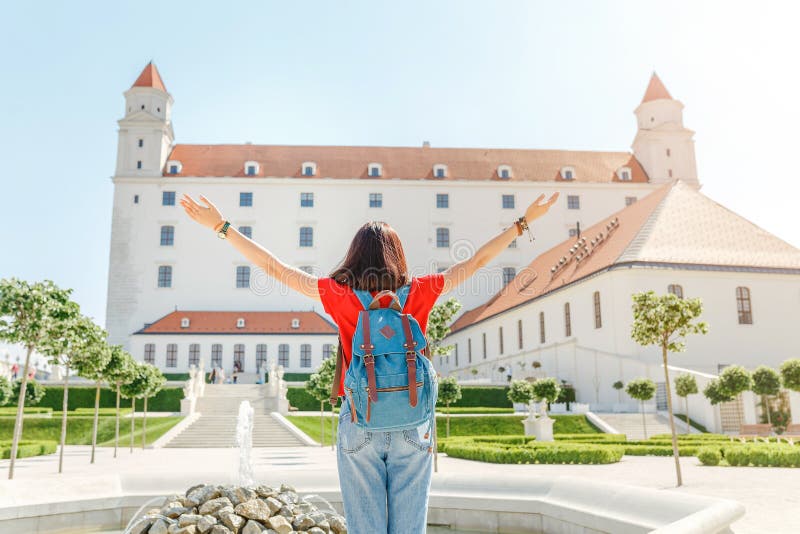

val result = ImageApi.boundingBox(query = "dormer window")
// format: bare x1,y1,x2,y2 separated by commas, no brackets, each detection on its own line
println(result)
433,164,448,178
561,167,575,180
167,160,182,175
617,166,632,181
497,165,512,179
180,317,190,328
244,161,259,176
368,163,382,177
236,318,246,328
302,162,317,176
291,318,300,329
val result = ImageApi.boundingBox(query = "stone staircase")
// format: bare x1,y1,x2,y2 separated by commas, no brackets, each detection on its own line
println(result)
592,412,679,440
165,384,306,448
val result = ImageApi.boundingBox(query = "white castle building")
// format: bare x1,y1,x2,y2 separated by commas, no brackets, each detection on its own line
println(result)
107,62,708,377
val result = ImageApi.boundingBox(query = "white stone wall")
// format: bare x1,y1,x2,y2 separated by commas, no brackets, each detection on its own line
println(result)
129,333,337,374
105,175,658,349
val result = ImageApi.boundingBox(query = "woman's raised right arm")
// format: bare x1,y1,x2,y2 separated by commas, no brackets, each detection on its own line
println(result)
440,192,559,295
180,194,321,301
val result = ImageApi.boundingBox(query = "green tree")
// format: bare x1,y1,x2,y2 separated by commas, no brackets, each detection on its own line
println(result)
531,378,561,417
140,364,166,449
625,378,656,439
703,378,734,405
508,379,535,417
779,359,800,392
751,366,781,426
630,290,708,487
120,362,149,453
718,365,753,429
0,376,13,406
103,346,137,458
305,356,336,447
71,323,112,464
674,374,698,434
612,380,624,403
437,376,462,437
40,306,99,473
0,278,74,479
12,378,46,405
427,298,462,357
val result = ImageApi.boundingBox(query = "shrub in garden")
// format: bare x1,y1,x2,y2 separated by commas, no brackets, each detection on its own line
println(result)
780,359,800,392
751,366,782,427
696,446,722,466
625,378,656,439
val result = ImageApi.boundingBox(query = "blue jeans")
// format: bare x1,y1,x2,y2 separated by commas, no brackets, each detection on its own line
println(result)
336,392,434,534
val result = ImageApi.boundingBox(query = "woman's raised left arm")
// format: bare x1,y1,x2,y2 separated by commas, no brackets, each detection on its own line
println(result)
180,193,321,301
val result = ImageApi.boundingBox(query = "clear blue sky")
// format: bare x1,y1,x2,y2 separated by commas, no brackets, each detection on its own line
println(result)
2,1,798,327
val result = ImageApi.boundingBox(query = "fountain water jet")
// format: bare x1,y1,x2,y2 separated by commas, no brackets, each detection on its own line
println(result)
236,399,255,487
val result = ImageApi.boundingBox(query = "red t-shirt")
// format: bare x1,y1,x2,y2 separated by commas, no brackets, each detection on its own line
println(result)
317,273,446,397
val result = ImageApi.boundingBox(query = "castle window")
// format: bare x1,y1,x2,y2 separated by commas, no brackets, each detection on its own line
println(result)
369,193,383,208
502,267,516,286
189,344,200,367
300,192,314,207
666,148,671,157
240,192,253,207
625,196,637,206
134,195,139,204
299,265,314,274
498,326,504,354
238,226,252,239
236,266,250,288
137,160,142,169
436,227,450,248
564,302,572,336
617,167,632,181
436,193,449,208
211,344,222,367
141,104,145,110
138,139,143,148
144,344,155,364
278,344,289,367
162,191,176,206
166,344,177,368
256,344,267,368
668,169,673,178
568,228,578,237
497,165,512,179
299,226,313,247
502,194,515,209
323,344,334,360
300,344,312,368
160,225,174,246
567,195,580,209
736,286,752,324
244,161,259,176
167,161,182,175
467,338,472,363
157,266,172,288
517,319,523,349
291,318,300,329
508,238,517,248
368,163,382,177
433,164,448,178
302,162,317,176
234,344,245,370
236,317,246,328
482,333,487,359
561,167,575,180
668,284,684,298
593,291,602,328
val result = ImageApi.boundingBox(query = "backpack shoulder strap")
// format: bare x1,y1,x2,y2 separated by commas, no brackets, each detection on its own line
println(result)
353,289,373,310
329,335,345,406
397,280,412,311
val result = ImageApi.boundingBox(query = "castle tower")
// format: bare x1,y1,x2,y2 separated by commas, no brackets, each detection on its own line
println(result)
632,73,699,187
115,62,174,177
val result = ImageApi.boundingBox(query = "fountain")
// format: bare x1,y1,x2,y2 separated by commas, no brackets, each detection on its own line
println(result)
236,400,255,488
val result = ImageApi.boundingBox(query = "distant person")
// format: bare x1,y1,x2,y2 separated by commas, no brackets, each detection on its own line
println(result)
180,190,558,534
11,362,19,380
209,368,216,384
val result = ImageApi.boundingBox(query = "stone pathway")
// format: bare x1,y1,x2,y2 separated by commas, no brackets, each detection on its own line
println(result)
1,445,798,533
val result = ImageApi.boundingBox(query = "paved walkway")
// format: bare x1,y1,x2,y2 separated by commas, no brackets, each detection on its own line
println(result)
0,445,797,533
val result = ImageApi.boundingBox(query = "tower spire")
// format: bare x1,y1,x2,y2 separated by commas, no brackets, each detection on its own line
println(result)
131,62,167,92
641,72,672,103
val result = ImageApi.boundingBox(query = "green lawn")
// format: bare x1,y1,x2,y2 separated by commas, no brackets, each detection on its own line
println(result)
286,414,600,446
0,415,183,447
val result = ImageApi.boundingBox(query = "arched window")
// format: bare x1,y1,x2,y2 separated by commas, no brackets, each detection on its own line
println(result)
517,319,523,350
593,291,602,328
300,344,312,368
278,344,290,367
498,326,504,354
668,284,684,298
564,302,572,337
736,286,753,324
467,338,472,363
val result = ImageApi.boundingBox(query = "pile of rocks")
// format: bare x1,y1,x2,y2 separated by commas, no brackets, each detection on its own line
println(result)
129,483,347,534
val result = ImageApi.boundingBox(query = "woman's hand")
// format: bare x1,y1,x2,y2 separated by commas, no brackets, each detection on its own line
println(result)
524,191,560,222
180,194,224,231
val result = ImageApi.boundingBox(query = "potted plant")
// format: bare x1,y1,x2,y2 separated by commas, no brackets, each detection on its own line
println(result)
530,378,562,442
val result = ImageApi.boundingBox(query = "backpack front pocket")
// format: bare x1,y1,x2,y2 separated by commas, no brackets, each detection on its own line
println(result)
355,369,431,431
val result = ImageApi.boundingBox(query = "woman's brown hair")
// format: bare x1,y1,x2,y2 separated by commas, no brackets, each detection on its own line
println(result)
330,221,410,291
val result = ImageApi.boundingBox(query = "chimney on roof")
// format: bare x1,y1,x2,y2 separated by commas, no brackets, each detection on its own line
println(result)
422,141,430,148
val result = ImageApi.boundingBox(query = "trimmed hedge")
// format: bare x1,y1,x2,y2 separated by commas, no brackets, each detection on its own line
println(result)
440,438,623,464
696,446,722,466
163,373,190,381
0,440,57,459
721,444,800,467
11,386,183,412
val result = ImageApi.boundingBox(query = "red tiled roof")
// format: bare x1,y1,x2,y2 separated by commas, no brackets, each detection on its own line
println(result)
641,72,672,103
162,144,649,182
135,311,336,335
449,181,675,333
131,62,167,92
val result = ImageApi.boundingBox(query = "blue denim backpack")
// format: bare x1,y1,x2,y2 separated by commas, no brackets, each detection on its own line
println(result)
329,283,439,432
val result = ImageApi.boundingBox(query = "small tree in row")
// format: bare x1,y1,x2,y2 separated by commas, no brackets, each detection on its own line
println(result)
625,378,656,439
437,376,462,438
751,366,781,425
674,373,698,433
